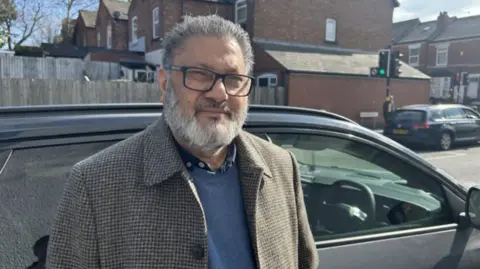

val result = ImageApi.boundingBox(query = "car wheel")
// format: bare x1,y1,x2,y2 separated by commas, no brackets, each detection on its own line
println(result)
439,132,453,151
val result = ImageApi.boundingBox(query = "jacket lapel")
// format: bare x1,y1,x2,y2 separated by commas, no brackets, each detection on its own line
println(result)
142,116,186,186
235,132,272,265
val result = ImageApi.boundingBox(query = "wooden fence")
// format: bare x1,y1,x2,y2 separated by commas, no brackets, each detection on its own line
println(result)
0,78,160,106
0,55,122,80
249,86,286,105
0,79,286,106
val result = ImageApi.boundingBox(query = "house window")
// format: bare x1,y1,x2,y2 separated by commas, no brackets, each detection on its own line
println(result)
325,18,336,43
408,44,420,66
235,0,247,24
436,45,448,66
83,33,86,46
153,7,160,39
256,73,278,87
96,31,100,47
132,16,138,43
107,23,112,49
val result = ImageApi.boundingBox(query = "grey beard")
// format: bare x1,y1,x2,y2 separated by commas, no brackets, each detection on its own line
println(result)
162,79,248,155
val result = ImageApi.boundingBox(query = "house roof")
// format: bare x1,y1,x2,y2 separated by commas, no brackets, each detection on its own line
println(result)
254,39,429,80
433,15,480,42
395,20,438,44
79,10,97,28
392,18,419,43
103,0,130,20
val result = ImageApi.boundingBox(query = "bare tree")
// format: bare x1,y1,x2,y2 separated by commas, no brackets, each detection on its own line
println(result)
52,0,97,44
31,16,59,45
3,0,43,50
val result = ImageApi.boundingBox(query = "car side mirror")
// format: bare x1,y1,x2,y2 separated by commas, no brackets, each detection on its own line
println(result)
465,186,480,229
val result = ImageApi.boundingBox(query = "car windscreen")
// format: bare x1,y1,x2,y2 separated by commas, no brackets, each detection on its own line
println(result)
394,110,426,123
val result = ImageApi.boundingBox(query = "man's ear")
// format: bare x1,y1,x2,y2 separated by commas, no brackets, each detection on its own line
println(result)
158,68,167,103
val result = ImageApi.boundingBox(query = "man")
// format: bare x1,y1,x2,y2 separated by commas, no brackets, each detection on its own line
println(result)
46,14,318,269
383,95,395,126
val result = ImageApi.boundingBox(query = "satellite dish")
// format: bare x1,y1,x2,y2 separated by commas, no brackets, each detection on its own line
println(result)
113,11,121,19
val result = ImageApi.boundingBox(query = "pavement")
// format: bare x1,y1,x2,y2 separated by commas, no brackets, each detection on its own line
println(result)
416,144,480,188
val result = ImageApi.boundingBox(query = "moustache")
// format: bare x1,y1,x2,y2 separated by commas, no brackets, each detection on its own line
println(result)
195,99,232,115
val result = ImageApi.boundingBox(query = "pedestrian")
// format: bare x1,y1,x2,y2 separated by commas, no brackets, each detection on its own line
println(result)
383,95,395,126
46,14,319,269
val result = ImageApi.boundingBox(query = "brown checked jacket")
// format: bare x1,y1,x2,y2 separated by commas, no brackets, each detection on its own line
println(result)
46,116,319,269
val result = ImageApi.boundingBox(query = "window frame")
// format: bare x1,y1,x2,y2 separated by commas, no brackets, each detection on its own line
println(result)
132,16,138,43
408,44,420,66
152,7,160,39
436,45,449,66
256,73,278,87
235,0,247,24
107,22,112,49
247,126,462,247
96,31,100,47
325,18,337,43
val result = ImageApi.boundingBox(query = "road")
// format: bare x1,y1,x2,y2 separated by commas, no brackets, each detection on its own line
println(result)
417,145,480,188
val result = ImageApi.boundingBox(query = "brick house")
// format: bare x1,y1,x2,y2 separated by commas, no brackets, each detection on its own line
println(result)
93,0,130,50
393,12,480,104
127,0,430,123
73,10,98,47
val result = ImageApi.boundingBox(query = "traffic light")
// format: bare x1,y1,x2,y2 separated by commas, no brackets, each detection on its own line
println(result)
378,50,390,77
389,51,403,78
462,73,470,85
454,73,461,86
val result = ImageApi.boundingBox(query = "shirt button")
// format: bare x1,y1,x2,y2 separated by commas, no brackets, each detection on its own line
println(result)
191,244,205,260
198,162,205,168
186,162,192,168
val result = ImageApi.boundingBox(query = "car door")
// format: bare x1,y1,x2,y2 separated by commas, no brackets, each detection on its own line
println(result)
252,128,480,269
461,108,480,139
0,140,121,269
444,107,472,141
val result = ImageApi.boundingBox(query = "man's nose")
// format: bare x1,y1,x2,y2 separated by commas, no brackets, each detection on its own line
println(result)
204,78,228,102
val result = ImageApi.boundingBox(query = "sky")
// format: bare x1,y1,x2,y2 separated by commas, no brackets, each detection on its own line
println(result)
393,0,480,22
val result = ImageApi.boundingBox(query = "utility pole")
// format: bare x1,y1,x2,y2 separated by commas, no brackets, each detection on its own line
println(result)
386,45,392,97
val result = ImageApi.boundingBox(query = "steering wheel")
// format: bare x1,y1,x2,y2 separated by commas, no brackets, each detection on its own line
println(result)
324,180,377,227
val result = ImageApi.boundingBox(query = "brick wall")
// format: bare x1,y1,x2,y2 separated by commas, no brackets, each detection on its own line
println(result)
427,39,480,74
74,19,96,47
253,0,394,51
96,1,128,50
287,73,430,123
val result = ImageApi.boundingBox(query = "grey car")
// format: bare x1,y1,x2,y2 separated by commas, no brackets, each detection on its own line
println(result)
1,103,480,269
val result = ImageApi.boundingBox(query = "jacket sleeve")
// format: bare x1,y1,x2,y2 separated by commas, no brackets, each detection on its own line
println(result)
46,163,100,269
289,151,319,269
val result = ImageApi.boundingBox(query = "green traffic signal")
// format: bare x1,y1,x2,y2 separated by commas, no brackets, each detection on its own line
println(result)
379,69,385,75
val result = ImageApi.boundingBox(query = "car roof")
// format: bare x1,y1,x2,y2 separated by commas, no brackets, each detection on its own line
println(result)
399,104,470,111
0,103,369,142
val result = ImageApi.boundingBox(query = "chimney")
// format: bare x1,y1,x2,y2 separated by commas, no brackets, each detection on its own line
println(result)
437,11,449,31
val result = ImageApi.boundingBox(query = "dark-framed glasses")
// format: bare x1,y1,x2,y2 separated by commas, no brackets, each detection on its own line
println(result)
168,66,254,97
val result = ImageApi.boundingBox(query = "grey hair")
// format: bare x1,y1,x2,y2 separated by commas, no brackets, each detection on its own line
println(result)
161,14,254,74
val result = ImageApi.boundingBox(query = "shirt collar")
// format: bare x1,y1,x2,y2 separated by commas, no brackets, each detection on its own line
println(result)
175,141,237,173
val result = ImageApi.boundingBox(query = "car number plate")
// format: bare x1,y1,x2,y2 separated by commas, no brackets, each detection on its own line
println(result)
393,129,408,135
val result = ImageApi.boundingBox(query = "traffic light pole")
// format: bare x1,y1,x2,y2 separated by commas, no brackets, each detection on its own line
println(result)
386,45,392,97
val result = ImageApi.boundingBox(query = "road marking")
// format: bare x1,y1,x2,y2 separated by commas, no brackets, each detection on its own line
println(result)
422,152,467,160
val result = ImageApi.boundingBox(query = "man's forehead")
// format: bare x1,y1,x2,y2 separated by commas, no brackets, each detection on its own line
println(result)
172,36,245,72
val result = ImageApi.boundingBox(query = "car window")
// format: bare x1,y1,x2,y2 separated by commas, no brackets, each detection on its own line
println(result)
0,141,119,269
429,109,445,121
394,110,425,123
444,108,465,119
267,133,453,242
462,109,480,119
